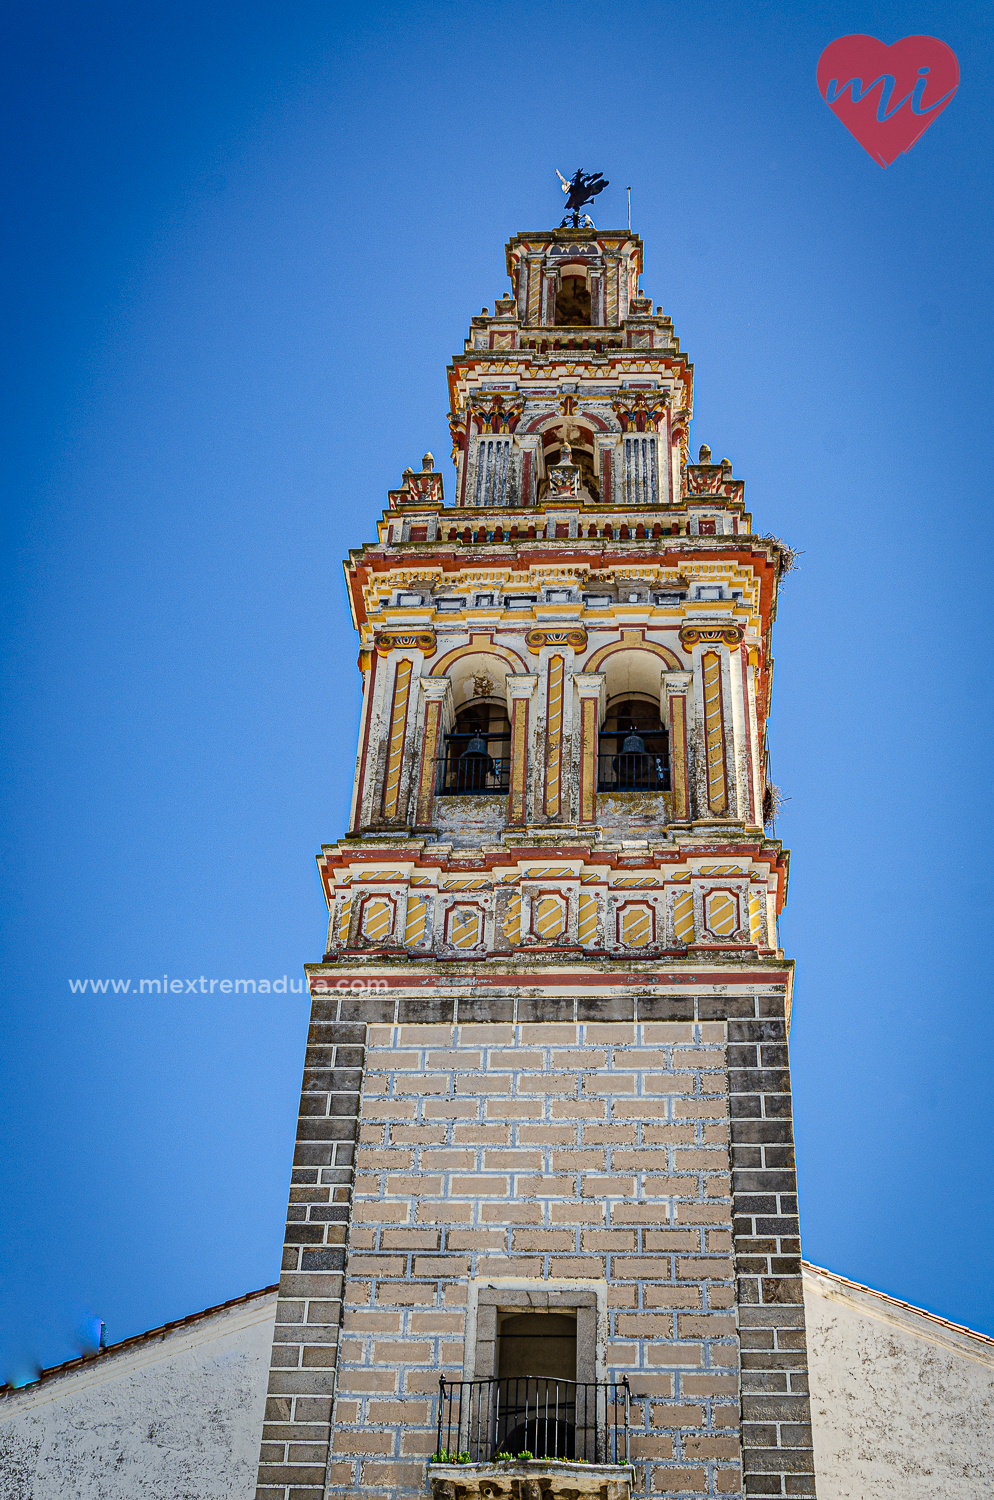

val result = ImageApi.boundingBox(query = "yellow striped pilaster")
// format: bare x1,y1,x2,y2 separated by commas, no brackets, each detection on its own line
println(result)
404,894,427,947
577,891,598,947
672,888,695,945
526,253,543,325
574,673,604,825
380,658,413,821
701,651,728,815
663,670,693,822
506,675,537,827
543,655,565,818
414,677,451,829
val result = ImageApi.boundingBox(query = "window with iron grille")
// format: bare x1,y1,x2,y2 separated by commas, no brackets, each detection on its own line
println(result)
437,702,511,796
598,697,670,792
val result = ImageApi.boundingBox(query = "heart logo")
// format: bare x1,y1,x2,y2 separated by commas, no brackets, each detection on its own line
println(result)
817,34,959,167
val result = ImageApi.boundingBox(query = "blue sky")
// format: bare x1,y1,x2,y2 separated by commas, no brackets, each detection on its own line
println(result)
2,0,992,1379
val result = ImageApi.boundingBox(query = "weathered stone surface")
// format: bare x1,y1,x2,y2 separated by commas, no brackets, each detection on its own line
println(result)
427,1459,636,1499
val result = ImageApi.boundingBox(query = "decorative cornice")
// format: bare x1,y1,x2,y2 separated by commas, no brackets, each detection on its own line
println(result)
679,623,744,648
375,630,437,657
525,627,587,653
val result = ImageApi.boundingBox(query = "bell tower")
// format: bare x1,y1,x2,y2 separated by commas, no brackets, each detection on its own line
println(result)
256,220,815,1500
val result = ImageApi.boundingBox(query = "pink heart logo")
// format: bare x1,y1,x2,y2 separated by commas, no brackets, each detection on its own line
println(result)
817,34,959,167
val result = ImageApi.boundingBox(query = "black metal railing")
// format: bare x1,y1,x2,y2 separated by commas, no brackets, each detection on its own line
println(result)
436,733,511,796
434,1376,630,1465
597,730,670,792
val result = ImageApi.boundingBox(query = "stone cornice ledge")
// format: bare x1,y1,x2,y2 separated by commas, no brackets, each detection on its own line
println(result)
427,1459,635,1499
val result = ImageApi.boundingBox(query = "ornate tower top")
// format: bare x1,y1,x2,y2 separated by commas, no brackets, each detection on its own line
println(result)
327,217,788,965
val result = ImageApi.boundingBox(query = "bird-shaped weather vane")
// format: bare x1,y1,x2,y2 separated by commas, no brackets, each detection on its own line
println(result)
555,168,609,228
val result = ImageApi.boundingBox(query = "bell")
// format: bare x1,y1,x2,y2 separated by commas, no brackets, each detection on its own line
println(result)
457,732,494,792
621,730,646,754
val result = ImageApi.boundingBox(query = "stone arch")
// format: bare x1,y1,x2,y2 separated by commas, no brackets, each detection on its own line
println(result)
583,643,684,726
429,639,529,714
585,638,683,675
523,410,612,434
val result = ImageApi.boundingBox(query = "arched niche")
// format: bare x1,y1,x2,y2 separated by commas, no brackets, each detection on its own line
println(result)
539,422,599,501
592,646,679,711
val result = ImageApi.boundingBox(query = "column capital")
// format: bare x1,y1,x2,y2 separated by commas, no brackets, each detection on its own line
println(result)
573,672,606,698
679,621,744,649
663,670,693,694
506,673,539,699
419,675,453,703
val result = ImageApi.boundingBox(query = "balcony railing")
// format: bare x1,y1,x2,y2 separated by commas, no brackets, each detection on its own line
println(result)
436,733,511,796
597,730,670,792
435,1376,630,1465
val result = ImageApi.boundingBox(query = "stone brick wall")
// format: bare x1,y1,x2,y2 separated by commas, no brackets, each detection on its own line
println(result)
330,1020,742,1498
256,1015,364,1499
256,978,817,1500
728,1012,814,1498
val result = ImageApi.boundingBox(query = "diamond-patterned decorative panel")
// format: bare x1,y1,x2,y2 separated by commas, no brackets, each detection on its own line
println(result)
620,904,652,948
534,894,566,940
361,898,393,943
448,905,482,949
705,889,738,937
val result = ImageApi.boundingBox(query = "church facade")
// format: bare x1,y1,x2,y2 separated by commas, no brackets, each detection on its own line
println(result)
257,221,810,1500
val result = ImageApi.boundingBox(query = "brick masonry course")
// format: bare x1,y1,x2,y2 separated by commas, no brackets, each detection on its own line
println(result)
256,988,815,1500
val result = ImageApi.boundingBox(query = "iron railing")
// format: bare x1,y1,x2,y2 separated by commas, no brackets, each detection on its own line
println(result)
435,1376,630,1465
436,733,511,796
597,730,670,792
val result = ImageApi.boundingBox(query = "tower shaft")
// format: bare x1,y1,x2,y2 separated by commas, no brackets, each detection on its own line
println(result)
256,225,814,1500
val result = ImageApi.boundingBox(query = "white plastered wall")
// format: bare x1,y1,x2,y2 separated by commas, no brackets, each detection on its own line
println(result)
803,1264,994,1500
0,1291,277,1500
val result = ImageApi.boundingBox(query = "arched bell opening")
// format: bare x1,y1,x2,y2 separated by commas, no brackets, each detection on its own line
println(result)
439,698,511,796
554,274,591,327
598,694,670,792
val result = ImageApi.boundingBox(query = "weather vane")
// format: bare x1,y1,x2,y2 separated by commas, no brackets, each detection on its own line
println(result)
555,168,609,228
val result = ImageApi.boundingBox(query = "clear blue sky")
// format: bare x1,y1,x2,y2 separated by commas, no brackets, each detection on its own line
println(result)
2,0,992,1380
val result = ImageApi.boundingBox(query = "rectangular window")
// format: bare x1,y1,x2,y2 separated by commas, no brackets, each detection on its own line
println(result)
472,1287,598,1383
474,437,513,507
623,434,658,505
